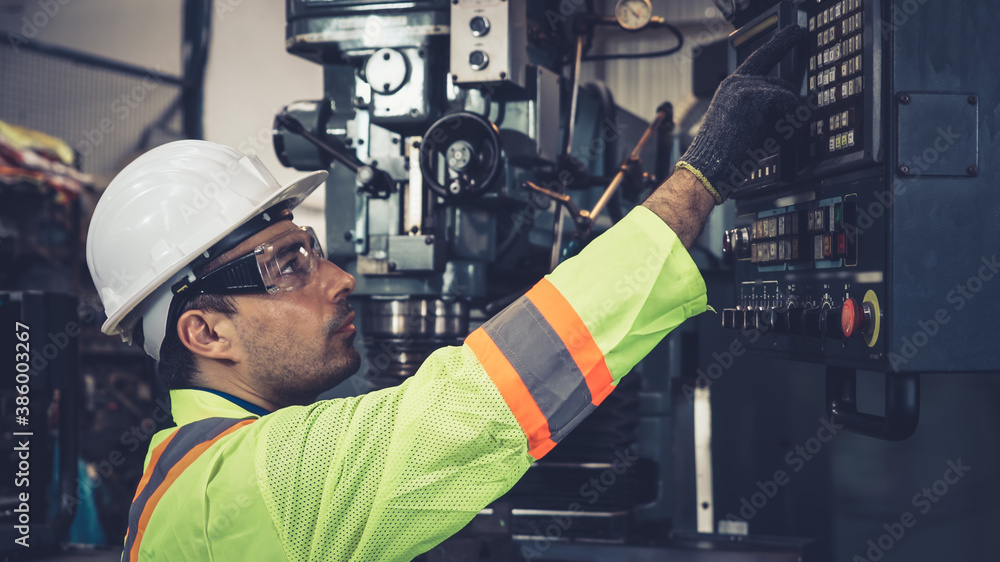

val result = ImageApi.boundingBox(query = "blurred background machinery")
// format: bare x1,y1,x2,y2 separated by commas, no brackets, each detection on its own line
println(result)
1,0,999,560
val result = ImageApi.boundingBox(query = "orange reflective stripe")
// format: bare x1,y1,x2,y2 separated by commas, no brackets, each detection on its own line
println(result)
128,419,255,561
525,278,614,405
130,428,180,503
466,328,557,459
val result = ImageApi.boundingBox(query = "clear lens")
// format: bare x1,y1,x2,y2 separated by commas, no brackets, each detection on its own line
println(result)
255,227,324,293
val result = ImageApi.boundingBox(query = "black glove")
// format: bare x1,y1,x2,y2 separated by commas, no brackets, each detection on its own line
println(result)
676,25,806,204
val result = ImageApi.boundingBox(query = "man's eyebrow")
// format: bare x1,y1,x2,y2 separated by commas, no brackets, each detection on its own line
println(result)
275,239,308,258
197,224,298,274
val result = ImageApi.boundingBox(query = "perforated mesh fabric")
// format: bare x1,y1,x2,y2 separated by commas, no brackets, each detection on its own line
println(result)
547,206,708,382
254,343,532,561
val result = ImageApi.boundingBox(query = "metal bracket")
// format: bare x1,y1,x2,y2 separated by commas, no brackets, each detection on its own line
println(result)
825,366,919,441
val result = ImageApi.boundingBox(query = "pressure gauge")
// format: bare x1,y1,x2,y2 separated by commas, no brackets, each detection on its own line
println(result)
615,0,653,31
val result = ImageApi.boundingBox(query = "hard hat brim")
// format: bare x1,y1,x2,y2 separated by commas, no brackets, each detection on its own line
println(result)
100,169,329,336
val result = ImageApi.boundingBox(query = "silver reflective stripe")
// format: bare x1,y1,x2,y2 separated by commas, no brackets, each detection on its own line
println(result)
482,296,595,442
123,417,254,561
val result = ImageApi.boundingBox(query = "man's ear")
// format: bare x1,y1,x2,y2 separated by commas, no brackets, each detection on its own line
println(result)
176,308,240,362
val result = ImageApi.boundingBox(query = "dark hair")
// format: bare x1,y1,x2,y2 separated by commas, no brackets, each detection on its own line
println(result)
136,294,238,389
135,210,293,388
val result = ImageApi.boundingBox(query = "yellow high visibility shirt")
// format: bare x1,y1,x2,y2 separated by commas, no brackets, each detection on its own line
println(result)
122,206,708,561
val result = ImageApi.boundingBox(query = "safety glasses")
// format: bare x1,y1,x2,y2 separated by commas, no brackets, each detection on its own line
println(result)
172,226,325,298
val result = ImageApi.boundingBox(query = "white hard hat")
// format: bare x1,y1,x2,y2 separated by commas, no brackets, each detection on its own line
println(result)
85,140,327,360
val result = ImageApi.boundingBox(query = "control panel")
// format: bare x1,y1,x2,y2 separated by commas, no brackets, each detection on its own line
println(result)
721,0,998,383
802,0,880,175
450,0,529,86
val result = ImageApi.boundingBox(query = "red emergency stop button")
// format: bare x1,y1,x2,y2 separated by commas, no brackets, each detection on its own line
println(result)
840,297,862,338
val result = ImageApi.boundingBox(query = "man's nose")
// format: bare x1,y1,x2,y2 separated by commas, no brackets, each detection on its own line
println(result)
319,259,356,302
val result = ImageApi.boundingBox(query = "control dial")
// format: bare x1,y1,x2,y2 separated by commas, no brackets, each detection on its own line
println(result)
724,227,752,260
615,0,653,31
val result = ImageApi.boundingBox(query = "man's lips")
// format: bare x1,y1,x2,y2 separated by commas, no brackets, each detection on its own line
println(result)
334,311,356,334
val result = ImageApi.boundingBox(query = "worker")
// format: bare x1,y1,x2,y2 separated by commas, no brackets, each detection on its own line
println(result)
86,26,804,562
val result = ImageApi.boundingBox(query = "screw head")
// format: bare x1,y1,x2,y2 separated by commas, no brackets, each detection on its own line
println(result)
969,95,978,105
388,262,397,271
898,164,911,175
968,165,979,176
424,236,434,245
899,93,910,104
343,231,353,241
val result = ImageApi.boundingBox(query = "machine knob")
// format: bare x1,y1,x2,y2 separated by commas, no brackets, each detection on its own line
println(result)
802,306,826,338
469,16,490,36
469,50,489,70
734,308,749,330
757,308,773,331
722,308,738,329
729,227,751,259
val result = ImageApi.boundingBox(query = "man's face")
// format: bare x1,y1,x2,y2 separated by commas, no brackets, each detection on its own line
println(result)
206,219,360,406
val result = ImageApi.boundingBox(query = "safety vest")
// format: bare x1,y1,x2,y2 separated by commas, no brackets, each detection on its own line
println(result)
123,416,257,560
119,207,708,561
